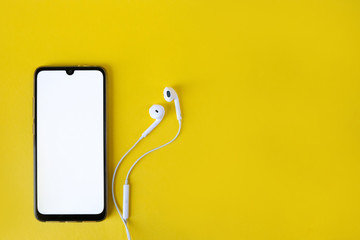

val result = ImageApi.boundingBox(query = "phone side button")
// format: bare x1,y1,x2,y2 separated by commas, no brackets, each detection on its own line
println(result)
32,97,34,119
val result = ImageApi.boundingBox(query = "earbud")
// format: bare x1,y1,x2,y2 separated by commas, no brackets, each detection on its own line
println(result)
141,104,165,138
163,87,182,120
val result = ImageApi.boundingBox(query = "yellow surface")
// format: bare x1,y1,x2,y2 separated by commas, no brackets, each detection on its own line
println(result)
1,0,360,239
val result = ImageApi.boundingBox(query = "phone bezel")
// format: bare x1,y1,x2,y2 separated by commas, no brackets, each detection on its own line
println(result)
33,66,107,222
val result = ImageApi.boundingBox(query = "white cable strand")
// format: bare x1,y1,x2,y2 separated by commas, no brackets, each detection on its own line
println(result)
112,120,182,240
112,137,143,240
125,120,182,185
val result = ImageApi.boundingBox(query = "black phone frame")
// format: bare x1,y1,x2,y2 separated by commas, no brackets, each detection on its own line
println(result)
33,66,107,222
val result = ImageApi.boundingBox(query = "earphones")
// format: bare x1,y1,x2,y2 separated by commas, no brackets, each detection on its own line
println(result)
112,87,182,240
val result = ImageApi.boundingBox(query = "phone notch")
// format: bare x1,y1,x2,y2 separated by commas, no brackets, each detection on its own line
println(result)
66,69,74,75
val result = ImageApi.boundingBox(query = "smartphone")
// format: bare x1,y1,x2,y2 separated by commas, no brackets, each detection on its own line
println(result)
34,66,106,221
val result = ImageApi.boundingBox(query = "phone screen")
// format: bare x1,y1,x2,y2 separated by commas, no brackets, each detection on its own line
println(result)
34,67,106,220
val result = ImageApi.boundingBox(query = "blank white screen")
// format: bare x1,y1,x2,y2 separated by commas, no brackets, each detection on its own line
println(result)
37,70,104,215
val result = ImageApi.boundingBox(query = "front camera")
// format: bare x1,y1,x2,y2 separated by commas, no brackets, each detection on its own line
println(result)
66,69,74,75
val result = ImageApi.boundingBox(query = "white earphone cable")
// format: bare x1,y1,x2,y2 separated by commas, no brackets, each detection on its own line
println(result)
112,120,182,240
125,120,181,185
112,137,143,240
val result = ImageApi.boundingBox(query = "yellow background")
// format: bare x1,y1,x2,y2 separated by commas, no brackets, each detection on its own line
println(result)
1,0,360,239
